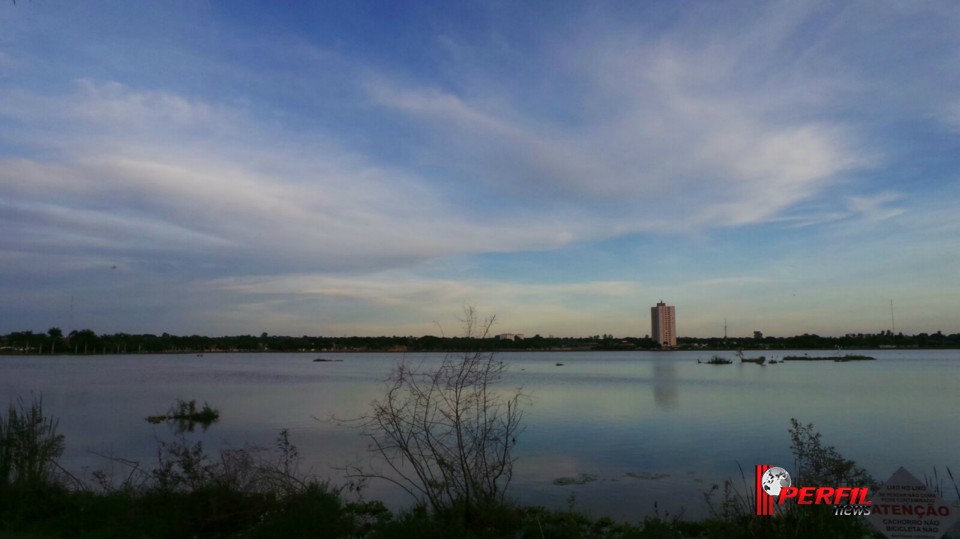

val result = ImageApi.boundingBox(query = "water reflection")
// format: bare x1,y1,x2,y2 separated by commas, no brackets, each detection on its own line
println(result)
2,351,958,521
652,362,678,409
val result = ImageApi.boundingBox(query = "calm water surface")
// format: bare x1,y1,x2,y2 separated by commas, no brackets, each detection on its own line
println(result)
2,350,958,520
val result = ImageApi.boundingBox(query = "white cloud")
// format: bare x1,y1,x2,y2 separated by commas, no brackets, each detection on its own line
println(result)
198,272,646,336
1,7,877,282
70,79,221,127
0,80,629,277
368,25,868,234
846,192,904,222
0,199,232,252
3,2,958,336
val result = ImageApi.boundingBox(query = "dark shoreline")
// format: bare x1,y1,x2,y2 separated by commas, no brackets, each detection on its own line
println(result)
2,347,957,358
6,327,959,356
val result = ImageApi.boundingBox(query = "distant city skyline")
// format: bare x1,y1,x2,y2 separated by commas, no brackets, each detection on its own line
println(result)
2,2,959,338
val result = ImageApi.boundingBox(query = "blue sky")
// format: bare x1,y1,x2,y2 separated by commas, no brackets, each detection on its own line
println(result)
2,1,959,338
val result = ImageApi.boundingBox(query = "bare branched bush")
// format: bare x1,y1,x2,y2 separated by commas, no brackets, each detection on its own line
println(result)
351,307,525,520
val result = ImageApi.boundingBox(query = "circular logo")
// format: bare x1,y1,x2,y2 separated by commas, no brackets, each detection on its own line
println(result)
761,467,792,496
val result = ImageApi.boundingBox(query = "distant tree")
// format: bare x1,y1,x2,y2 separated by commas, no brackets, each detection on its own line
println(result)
68,329,101,354
44,327,64,354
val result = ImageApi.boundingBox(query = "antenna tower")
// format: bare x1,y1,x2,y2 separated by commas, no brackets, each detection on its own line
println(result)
890,300,895,334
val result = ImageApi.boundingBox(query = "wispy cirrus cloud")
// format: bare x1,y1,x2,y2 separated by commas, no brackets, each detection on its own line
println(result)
367,13,870,234
846,192,905,222
195,272,645,336
2,1,959,336
943,99,960,132
1,79,633,281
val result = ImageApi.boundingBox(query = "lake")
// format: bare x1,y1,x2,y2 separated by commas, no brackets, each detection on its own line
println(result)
1,350,958,521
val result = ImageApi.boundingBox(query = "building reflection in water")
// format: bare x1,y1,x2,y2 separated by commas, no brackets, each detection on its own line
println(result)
652,362,678,409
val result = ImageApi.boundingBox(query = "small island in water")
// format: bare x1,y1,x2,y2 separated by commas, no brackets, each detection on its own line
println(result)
782,354,875,362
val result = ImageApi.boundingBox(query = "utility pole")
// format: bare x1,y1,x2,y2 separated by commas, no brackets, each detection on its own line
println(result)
890,300,895,334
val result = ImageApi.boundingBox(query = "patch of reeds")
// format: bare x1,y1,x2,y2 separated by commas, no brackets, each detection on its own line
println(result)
0,396,65,490
145,399,220,433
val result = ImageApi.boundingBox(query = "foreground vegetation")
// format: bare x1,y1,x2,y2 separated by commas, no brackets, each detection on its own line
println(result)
8,396,946,537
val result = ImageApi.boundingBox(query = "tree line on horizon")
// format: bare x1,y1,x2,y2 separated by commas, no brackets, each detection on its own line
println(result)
1,327,958,355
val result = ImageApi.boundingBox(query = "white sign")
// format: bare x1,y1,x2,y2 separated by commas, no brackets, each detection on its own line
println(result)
865,467,960,539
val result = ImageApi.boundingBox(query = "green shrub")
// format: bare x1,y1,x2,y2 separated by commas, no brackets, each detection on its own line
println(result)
788,418,874,488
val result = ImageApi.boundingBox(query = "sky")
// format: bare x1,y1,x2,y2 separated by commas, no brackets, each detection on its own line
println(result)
1,1,959,338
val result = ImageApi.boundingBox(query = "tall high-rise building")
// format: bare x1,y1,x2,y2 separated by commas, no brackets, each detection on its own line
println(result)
651,301,677,347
